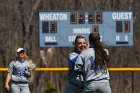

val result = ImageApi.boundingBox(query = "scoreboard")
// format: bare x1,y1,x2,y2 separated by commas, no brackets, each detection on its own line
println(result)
38,10,133,47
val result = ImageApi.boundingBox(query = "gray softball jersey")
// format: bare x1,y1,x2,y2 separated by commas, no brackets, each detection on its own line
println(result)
74,48,110,82
8,60,30,82
68,52,84,85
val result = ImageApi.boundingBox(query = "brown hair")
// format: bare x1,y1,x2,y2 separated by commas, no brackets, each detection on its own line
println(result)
89,32,111,71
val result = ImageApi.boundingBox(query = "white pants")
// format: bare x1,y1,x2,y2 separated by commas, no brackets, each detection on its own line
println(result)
10,83,30,93
84,80,111,93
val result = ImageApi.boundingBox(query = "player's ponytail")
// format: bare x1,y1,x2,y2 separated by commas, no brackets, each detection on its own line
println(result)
89,32,111,71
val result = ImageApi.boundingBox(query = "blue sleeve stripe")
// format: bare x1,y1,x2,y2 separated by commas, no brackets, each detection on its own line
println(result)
70,55,80,63
89,56,94,64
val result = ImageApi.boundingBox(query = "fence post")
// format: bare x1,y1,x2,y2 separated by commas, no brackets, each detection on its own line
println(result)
131,71,134,93
2,71,5,93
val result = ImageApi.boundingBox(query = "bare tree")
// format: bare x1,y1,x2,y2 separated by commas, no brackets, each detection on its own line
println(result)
0,0,140,93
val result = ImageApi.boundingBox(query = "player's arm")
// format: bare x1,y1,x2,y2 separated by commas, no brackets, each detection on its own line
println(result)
5,61,14,91
5,73,12,91
74,54,84,73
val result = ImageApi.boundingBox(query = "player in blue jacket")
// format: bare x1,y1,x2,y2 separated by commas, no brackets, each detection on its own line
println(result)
65,35,87,93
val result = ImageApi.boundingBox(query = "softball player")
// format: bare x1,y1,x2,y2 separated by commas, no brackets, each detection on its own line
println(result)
65,35,87,93
75,32,111,93
5,48,34,93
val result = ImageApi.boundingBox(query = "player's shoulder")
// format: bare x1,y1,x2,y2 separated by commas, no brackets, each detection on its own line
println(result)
9,60,19,66
69,52,78,56
81,48,94,55
24,60,31,64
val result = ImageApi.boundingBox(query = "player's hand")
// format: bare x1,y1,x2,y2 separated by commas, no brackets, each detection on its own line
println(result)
5,84,10,92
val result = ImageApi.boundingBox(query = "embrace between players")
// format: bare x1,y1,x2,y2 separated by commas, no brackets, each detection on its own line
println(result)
65,32,112,93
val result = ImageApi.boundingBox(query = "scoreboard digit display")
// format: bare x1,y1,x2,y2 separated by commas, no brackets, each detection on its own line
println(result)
38,10,133,47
